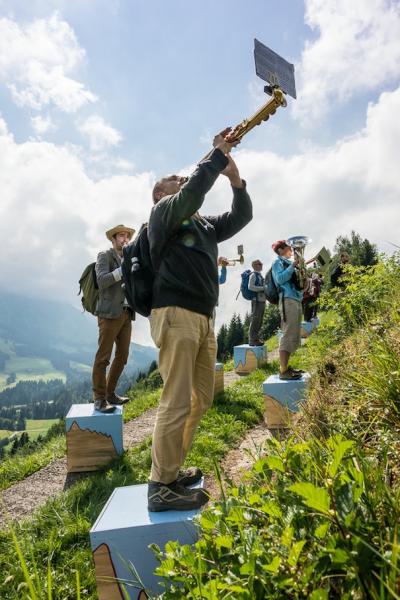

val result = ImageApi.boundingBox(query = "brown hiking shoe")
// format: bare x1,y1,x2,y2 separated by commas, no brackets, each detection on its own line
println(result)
106,392,129,405
94,399,116,413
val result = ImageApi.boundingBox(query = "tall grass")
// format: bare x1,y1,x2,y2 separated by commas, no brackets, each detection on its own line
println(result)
154,255,400,598
0,368,270,599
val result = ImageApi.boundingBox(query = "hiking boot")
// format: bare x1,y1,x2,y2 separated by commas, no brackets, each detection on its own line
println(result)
148,480,209,512
279,369,302,381
176,466,203,487
94,398,117,413
290,367,305,375
249,340,264,347
106,392,129,405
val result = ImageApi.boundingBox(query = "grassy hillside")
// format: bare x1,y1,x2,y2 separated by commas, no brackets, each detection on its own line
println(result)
0,368,269,598
155,255,400,598
2,255,399,598
0,355,66,391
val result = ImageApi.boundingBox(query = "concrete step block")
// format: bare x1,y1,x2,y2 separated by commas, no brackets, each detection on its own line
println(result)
234,344,267,375
300,321,314,338
66,403,123,472
90,482,202,599
263,373,310,428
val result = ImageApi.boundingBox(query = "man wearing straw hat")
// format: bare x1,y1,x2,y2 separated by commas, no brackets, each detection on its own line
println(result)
92,224,135,413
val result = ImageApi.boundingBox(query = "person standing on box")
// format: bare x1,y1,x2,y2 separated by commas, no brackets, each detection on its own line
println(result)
248,259,266,346
92,225,135,414
147,130,252,511
271,240,304,381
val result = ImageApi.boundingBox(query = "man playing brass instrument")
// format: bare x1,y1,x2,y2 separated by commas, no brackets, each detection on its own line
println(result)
147,132,252,511
271,240,304,381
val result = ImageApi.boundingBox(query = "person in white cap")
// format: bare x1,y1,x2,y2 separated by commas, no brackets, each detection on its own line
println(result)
92,224,135,413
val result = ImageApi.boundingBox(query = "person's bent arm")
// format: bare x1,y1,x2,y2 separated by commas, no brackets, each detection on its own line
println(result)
206,155,252,243
95,252,120,290
272,260,295,286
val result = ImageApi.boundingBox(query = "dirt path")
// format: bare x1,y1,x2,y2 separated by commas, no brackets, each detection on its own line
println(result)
0,408,158,529
205,423,272,499
0,363,254,529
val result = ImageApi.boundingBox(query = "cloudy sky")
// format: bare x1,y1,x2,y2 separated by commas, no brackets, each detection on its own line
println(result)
0,0,399,345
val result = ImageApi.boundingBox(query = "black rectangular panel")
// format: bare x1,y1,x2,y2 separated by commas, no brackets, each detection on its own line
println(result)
254,38,296,99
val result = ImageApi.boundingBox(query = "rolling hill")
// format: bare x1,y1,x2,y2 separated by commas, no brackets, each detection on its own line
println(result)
0,290,157,390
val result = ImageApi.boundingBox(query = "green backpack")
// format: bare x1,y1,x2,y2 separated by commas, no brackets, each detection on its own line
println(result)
78,262,99,315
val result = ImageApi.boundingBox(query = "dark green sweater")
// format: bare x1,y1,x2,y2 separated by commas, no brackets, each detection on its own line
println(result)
148,148,253,317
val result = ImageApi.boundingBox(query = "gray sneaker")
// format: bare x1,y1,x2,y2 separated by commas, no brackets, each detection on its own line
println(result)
106,392,129,405
94,399,116,413
176,466,203,487
279,369,302,381
148,480,209,512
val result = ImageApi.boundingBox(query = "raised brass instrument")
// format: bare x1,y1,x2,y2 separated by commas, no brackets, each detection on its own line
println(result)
287,236,311,291
225,88,287,142
224,245,244,267
203,39,296,159
202,88,287,162
225,255,244,266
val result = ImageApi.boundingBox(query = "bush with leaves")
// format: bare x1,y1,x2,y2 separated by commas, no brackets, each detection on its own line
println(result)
154,435,400,599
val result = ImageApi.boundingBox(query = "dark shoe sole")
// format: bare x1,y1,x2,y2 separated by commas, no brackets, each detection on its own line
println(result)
107,399,129,405
148,496,208,512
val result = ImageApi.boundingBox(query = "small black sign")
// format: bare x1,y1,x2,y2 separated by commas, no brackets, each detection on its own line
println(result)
254,39,296,99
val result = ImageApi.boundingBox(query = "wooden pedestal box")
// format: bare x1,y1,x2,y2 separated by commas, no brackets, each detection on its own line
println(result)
90,482,202,599
234,344,267,375
214,362,224,397
66,403,123,473
263,373,310,428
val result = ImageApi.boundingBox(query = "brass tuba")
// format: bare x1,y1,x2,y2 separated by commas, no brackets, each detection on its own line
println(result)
286,236,311,291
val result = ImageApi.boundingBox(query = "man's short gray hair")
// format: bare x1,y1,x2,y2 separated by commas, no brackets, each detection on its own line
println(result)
152,180,163,204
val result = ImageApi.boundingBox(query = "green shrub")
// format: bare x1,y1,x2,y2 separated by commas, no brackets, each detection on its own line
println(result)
154,435,400,599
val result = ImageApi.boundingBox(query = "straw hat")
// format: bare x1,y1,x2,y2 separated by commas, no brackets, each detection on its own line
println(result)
106,224,135,241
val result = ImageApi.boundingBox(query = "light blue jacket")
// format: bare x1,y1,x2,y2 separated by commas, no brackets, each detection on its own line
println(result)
272,256,303,302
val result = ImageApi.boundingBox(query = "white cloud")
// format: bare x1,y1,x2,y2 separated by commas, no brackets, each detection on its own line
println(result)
0,12,97,112
31,114,56,135
0,85,399,345
294,0,400,122
78,115,122,151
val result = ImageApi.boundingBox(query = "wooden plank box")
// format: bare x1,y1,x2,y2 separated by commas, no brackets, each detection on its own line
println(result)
214,362,224,397
300,321,314,338
66,403,123,473
234,344,267,375
90,482,202,599
263,373,310,428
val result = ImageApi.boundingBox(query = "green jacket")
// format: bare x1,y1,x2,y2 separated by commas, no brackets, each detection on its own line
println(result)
148,148,253,317
95,249,132,319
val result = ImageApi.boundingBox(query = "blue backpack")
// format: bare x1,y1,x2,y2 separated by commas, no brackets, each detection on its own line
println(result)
264,267,280,305
239,270,260,301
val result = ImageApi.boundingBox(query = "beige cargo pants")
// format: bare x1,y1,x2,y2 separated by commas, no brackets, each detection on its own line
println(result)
149,306,217,484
